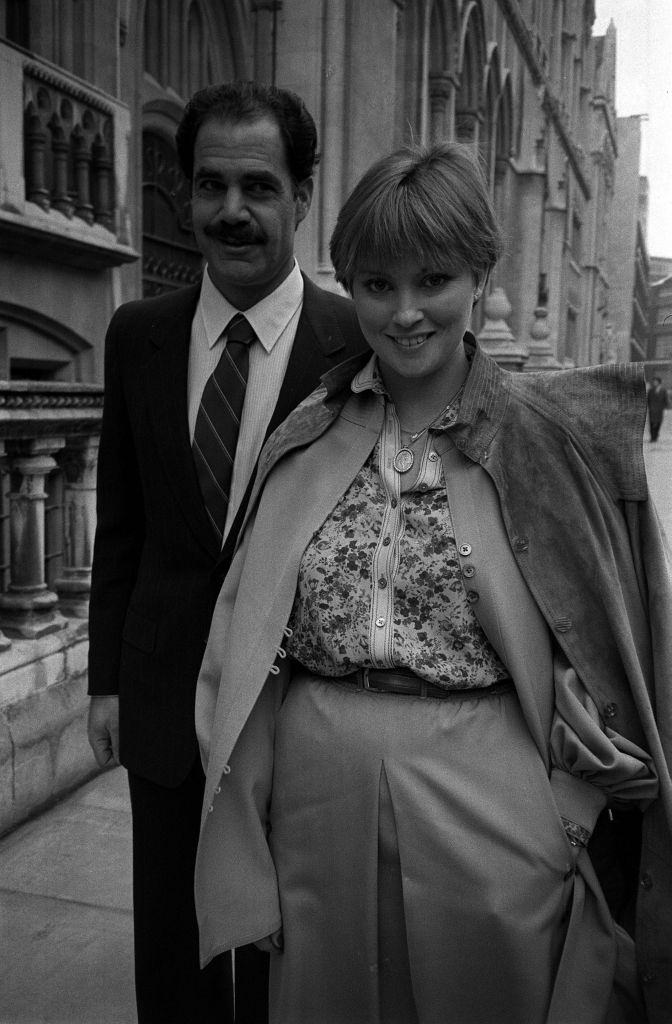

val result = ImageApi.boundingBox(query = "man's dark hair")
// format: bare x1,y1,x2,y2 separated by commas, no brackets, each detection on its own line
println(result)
176,80,320,187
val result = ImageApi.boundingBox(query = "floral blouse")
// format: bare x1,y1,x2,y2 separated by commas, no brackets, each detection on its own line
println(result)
286,354,658,818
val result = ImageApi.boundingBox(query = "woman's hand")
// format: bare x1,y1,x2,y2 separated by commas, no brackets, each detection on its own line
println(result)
254,927,284,954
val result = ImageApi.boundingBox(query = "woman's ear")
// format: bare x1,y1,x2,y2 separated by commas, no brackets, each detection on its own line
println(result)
473,269,490,304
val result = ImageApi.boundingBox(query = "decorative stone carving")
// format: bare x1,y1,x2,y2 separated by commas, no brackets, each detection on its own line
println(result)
0,437,67,639
54,437,99,618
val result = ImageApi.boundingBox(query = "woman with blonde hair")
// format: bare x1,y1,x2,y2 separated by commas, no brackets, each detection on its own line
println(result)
195,142,671,1024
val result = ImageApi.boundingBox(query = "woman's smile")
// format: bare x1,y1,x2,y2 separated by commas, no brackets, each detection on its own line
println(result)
352,255,481,400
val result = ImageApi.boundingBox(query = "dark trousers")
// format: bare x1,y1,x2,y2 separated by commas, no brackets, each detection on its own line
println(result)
649,413,663,442
128,760,269,1024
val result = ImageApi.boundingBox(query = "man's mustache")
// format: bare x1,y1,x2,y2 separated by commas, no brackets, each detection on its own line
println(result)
204,224,265,245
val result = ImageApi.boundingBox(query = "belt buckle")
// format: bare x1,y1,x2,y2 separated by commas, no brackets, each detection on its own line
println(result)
360,667,373,691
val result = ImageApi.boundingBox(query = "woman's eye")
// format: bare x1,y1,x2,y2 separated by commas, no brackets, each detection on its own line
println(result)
423,274,450,288
364,278,390,294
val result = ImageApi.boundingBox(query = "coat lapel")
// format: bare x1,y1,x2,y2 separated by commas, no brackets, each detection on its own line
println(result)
201,394,383,808
144,285,222,560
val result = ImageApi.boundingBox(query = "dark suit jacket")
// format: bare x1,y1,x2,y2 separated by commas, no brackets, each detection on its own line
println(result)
88,274,365,786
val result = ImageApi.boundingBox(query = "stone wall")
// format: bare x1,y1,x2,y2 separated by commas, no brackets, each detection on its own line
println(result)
0,625,98,836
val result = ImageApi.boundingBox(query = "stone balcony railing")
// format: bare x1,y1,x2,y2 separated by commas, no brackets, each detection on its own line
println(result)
0,39,138,270
0,381,103,648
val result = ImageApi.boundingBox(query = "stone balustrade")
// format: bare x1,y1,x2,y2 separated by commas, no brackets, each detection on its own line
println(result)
23,62,115,229
0,382,103,645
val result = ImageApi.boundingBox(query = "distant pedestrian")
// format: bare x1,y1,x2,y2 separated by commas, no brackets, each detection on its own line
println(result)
647,376,668,442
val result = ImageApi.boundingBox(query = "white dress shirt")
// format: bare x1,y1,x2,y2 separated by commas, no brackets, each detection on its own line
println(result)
188,260,303,542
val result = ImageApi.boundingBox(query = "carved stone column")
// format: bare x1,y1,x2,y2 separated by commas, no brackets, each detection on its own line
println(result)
525,306,561,371
0,437,67,638
477,288,529,372
54,436,99,618
0,441,11,652
428,73,454,142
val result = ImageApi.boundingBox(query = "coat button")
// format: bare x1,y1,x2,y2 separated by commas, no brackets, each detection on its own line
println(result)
466,591,479,604
514,536,529,552
603,702,618,719
459,543,472,556
640,873,653,890
462,564,475,578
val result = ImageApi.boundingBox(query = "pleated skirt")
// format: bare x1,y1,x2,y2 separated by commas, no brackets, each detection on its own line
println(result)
267,672,621,1024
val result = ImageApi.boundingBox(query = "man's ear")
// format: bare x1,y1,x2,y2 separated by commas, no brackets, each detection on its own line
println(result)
294,178,314,228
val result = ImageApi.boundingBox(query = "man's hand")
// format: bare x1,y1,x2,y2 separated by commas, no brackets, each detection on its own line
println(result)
87,695,120,768
254,928,283,954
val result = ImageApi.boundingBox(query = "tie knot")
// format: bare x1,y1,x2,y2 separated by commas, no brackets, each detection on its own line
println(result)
225,313,255,346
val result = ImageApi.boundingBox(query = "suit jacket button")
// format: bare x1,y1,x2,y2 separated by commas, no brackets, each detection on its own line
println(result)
640,873,653,890
603,702,618,719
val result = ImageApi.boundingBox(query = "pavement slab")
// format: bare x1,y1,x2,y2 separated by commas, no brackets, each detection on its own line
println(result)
0,767,135,1024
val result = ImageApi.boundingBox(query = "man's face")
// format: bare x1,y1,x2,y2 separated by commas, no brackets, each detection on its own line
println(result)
190,115,313,309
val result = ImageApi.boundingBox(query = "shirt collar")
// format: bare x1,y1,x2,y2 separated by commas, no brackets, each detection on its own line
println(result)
350,350,467,432
199,260,304,353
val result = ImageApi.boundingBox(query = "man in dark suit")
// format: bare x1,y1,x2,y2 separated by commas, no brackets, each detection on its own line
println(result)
87,81,364,1024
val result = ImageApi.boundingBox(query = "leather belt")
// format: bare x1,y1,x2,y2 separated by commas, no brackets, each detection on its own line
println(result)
341,668,514,700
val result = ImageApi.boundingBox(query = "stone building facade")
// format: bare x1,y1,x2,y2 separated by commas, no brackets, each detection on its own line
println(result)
606,116,650,363
0,0,633,831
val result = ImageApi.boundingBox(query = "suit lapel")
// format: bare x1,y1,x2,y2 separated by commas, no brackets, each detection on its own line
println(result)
264,275,354,437
144,285,222,560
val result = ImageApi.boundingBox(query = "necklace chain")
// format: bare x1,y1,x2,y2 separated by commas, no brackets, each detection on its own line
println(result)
398,384,465,441
392,384,465,475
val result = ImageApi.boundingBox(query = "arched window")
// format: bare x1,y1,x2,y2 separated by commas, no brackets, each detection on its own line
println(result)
187,3,205,97
144,0,162,83
142,130,203,297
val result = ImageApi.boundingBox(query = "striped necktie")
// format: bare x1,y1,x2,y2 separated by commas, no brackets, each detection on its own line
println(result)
192,313,255,543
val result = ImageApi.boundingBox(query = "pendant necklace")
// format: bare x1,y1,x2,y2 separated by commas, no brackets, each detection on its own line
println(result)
393,385,465,474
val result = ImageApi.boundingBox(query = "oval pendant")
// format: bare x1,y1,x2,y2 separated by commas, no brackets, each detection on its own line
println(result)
393,447,414,473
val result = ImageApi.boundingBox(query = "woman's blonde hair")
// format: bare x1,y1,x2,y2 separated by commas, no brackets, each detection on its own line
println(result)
330,142,501,292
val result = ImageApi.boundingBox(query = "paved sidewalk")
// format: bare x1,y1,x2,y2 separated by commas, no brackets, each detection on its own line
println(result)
0,403,670,1024
0,767,134,1024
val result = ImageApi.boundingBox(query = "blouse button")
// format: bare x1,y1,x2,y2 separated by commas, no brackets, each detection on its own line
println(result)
459,543,472,556
419,483,428,492
452,640,464,651
382,536,391,546
429,451,439,462
462,564,475,578
375,617,386,627
378,577,387,589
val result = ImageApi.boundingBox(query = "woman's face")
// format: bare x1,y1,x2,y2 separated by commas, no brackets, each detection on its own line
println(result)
351,254,480,392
